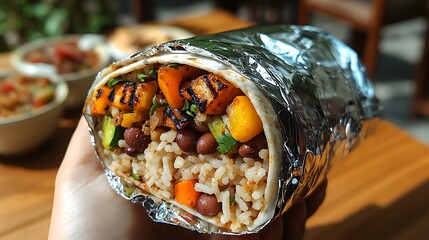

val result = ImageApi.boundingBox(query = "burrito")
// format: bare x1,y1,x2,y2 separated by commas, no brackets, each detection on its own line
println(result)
83,25,379,234
84,55,282,233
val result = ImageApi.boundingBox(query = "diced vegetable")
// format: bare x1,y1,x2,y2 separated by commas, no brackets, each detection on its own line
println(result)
207,116,226,141
91,86,113,115
217,134,239,154
207,117,239,154
226,95,263,142
185,73,242,115
102,116,125,150
162,106,191,130
158,65,200,109
134,81,159,111
130,172,140,181
174,179,201,208
120,111,148,128
107,77,126,88
112,81,158,111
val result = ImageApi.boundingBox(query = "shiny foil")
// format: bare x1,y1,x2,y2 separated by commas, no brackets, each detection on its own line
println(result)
84,25,380,234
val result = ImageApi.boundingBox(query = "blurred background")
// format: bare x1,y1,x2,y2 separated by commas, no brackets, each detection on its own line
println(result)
1,0,428,144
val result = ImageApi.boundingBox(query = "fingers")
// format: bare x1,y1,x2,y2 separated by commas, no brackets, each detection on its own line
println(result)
62,116,98,168
57,116,104,185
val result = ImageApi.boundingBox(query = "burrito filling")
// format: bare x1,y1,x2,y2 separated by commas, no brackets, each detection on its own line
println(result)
89,63,270,232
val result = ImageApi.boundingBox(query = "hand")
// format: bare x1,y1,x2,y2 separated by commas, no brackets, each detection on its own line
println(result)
48,117,327,240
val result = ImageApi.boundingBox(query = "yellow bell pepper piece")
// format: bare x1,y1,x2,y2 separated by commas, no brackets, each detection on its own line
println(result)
120,111,148,128
226,95,263,142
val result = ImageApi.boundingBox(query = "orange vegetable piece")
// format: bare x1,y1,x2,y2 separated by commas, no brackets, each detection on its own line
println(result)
226,95,263,142
186,73,242,115
120,111,148,128
91,86,113,115
174,179,201,208
112,81,158,111
133,81,158,111
158,65,200,109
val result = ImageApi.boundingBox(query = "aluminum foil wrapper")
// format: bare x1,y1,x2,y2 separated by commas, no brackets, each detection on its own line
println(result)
84,25,380,235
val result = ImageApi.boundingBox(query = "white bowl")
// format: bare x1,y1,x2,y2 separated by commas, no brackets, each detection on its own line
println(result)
10,34,111,108
107,24,195,60
0,71,68,156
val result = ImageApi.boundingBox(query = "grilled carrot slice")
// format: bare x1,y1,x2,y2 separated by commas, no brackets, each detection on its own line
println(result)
91,86,113,115
185,73,242,115
158,65,200,109
174,179,201,208
111,81,158,111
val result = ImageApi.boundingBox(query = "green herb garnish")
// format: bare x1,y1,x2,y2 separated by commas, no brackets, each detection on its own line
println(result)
229,196,235,206
123,186,134,198
107,77,125,88
149,68,158,79
137,73,148,82
131,172,140,181
166,63,182,69
217,134,238,154
182,100,198,117
149,95,168,115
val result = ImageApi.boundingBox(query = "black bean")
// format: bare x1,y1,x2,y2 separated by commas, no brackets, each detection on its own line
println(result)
238,133,267,158
191,121,210,133
196,132,218,154
176,128,199,152
124,147,138,157
195,194,222,217
124,127,151,152
238,144,257,158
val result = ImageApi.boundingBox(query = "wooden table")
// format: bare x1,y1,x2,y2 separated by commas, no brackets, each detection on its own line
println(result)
1,9,428,240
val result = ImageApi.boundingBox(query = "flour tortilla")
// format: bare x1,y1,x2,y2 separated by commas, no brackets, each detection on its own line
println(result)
85,52,283,232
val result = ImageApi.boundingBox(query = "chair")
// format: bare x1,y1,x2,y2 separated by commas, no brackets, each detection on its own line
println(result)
412,1,429,118
215,0,299,24
298,0,427,78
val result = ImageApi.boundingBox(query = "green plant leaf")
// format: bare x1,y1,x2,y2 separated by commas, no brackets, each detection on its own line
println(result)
33,3,50,18
44,8,68,36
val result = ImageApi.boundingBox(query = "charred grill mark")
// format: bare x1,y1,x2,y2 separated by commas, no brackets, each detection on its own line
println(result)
216,79,227,91
203,75,218,98
108,87,116,102
121,82,137,108
187,87,207,113
164,107,191,130
96,89,103,98
128,82,138,108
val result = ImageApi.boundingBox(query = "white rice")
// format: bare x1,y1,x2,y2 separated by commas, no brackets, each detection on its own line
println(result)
108,128,269,231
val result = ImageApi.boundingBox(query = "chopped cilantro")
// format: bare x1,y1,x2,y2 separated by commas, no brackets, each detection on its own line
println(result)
182,100,197,117
217,134,238,154
149,68,158,79
229,196,235,206
107,77,125,88
149,95,168,115
131,172,140,181
182,99,190,111
189,104,197,114
123,186,134,198
137,73,148,82
166,63,182,69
